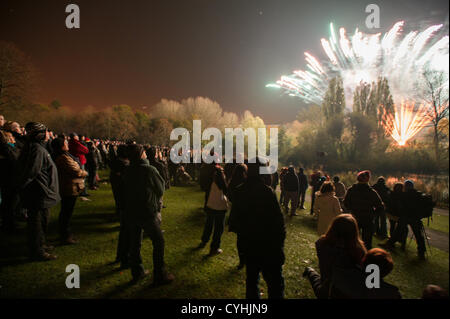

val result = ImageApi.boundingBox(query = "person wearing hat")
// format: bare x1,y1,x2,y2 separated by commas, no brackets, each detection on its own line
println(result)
15,122,60,261
381,180,427,259
343,170,384,250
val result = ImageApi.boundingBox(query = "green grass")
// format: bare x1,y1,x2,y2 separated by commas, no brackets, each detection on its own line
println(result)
425,213,449,234
0,170,448,299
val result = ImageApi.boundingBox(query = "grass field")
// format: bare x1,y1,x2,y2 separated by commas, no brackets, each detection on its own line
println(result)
0,171,448,299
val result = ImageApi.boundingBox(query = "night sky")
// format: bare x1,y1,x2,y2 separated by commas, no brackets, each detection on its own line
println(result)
0,0,448,123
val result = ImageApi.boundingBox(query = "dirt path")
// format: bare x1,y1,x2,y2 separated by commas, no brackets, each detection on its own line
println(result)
300,190,449,252
421,228,449,253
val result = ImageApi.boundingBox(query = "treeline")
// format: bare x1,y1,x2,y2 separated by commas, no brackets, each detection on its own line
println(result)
279,77,449,174
2,97,267,146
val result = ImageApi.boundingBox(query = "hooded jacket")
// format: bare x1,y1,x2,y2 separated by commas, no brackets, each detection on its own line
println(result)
15,141,60,209
69,139,89,166
230,176,286,264
343,183,384,222
122,158,165,223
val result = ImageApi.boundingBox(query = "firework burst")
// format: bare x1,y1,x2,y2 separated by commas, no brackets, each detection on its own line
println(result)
267,21,449,106
380,100,438,146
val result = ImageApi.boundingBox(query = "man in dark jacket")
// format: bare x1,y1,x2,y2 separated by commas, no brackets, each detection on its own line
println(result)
122,144,174,285
109,145,130,267
283,166,299,216
86,141,100,190
343,170,384,250
297,167,308,210
231,158,286,299
383,180,427,259
309,171,323,215
15,122,60,261
199,162,216,209
372,177,390,239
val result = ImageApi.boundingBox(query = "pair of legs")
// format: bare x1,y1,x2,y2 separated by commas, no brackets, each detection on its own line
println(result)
310,189,316,215
201,208,226,253
374,210,388,238
297,189,306,209
116,209,130,267
127,215,169,281
59,195,78,241
355,216,374,250
27,208,50,258
236,234,245,267
0,187,19,231
79,165,89,196
283,191,298,216
245,259,284,299
388,217,425,256
87,167,98,189
279,190,285,206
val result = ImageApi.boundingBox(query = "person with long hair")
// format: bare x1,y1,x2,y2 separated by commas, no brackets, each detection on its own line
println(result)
228,163,248,269
51,137,88,244
303,214,367,299
199,164,229,256
313,182,343,235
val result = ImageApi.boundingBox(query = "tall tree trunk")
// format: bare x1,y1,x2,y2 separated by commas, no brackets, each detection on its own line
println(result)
433,123,440,162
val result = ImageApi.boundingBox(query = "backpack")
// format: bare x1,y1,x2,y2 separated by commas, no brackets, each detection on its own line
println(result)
416,193,435,219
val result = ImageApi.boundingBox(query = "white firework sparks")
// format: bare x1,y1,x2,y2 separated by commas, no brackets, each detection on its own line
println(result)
267,21,449,107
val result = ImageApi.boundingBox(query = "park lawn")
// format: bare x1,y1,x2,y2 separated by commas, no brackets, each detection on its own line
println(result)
0,171,448,299
425,213,449,234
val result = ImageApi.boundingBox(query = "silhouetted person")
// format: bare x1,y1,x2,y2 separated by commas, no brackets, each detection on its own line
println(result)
231,158,286,299
228,163,248,269
283,166,299,216
343,170,384,250
297,167,308,210
15,122,60,261
122,144,174,284
199,165,228,256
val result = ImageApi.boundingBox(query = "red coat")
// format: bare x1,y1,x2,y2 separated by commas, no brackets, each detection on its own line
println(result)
69,139,89,166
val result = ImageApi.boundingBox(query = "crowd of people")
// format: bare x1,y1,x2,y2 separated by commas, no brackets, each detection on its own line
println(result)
0,114,448,299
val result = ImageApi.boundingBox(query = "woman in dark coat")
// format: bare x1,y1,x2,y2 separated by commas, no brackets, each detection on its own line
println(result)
52,137,88,244
303,214,367,299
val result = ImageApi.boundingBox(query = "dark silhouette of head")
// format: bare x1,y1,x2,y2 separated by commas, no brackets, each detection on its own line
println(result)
320,182,335,194
362,248,394,278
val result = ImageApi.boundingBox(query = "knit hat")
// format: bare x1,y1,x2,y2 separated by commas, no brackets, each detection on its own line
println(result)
357,170,371,183
404,180,414,190
25,122,47,135
25,122,47,141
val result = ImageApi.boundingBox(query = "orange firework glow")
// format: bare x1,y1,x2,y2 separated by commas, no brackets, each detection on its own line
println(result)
381,101,434,146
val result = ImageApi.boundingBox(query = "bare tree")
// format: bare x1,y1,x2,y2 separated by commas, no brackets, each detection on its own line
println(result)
421,69,449,161
0,42,37,116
